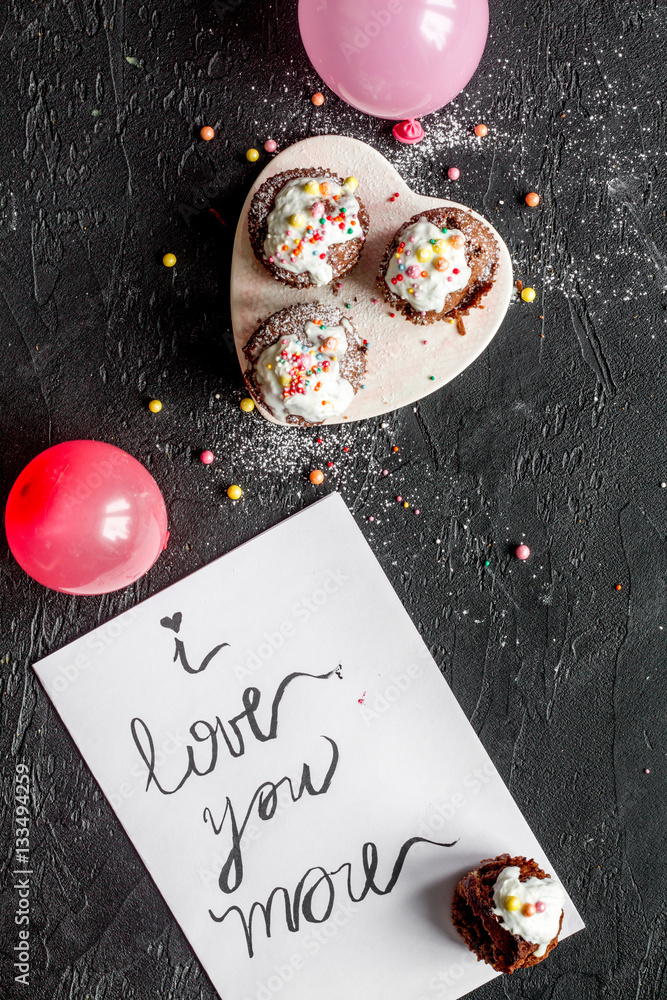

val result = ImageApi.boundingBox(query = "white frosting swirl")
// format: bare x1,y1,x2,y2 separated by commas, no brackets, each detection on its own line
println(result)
491,866,564,958
263,177,363,286
256,319,357,424
384,217,471,314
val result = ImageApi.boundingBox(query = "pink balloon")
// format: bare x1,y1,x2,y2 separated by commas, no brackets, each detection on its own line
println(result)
298,0,489,120
5,441,168,595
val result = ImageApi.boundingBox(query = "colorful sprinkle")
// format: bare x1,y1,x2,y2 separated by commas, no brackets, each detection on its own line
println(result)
616,583,623,591
504,895,521,912
309,469,324,485
162,253,176,268
522,903,537,917
240,397,255,412
535,901,547,913
264,139,277,153
521,287,537,302
227,484,243,500
200,450,215,465
245,148,260,162
344,176,358,191
447,166,460,180
525,191,540,207
311,92,325,106
200,126,215,141
148,399,162,413
515,544,530,560
474,123,488,137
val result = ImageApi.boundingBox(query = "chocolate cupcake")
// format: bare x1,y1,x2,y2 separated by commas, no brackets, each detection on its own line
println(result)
378,208,499,326
452,854,564,974
248,170,368,289
243,304,367,426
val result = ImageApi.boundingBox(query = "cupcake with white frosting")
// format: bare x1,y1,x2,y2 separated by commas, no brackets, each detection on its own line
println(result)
248,170,369,288
452,853,565,973
243,304,367,426
378,207,499,328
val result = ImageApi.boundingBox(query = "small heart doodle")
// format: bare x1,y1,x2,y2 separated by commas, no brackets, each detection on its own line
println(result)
160,612,183,633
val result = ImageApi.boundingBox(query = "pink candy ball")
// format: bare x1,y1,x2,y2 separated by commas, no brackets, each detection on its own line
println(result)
535,901,547,913
447,166,460,180
264,139,277,153
200,450,215,465
515,544,530,560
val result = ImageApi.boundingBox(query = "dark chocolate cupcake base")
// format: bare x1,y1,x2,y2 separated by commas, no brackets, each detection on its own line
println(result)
243,304,367,427
452,854,563,974
248,169,369,289
378,207,499,326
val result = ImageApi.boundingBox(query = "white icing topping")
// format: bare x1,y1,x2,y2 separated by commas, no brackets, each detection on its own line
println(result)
491,866,564,958
263,177,363,286
256,319,357,424
384,217,471,314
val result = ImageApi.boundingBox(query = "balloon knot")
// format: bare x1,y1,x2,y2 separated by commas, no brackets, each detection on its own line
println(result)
392,119,425,144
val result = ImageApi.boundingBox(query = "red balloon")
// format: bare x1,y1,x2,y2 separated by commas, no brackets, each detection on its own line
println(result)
5,441,168,595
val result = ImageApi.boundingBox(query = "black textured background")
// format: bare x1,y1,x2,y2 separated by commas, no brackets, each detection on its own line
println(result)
1,0,666,997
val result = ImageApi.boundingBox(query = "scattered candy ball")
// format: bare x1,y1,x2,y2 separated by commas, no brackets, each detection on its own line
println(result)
309,469,325,485
535,901,547,913
474,123,488,137
344,176,358,192
264,139,277,153
162,253,177,268
200,450,215,465
515,544,531,560
521,287,536,302
616,583,623,591
447,166,460,181
311,92,325,106
504,895,521,912
227,484,243,500
525,191,540,207
246,147,260,162
200,126,215,141
148,399,162,413
240,397,255,412
522,903,537,917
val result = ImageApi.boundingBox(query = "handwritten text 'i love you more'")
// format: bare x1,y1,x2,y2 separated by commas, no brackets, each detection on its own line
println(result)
129,615,456,957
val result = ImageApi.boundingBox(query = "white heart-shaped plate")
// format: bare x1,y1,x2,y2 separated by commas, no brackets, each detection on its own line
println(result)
230,135,513,426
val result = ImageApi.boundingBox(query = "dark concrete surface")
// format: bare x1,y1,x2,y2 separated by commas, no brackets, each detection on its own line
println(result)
1,0,666,997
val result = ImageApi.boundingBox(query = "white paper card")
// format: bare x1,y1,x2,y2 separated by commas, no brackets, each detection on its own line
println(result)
33,493,583,1000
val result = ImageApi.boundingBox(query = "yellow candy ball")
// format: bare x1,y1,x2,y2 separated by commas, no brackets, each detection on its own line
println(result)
304,181,320,195
504,895,521,912
279,376,291,387
246,148,259,162
240,397,255,413
162,253,176,268
148,399,162,413
344,176,358,192
416,246,432,263
227,485,243,500
521,286,536,302
432,240,446,255
290,213,305,227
